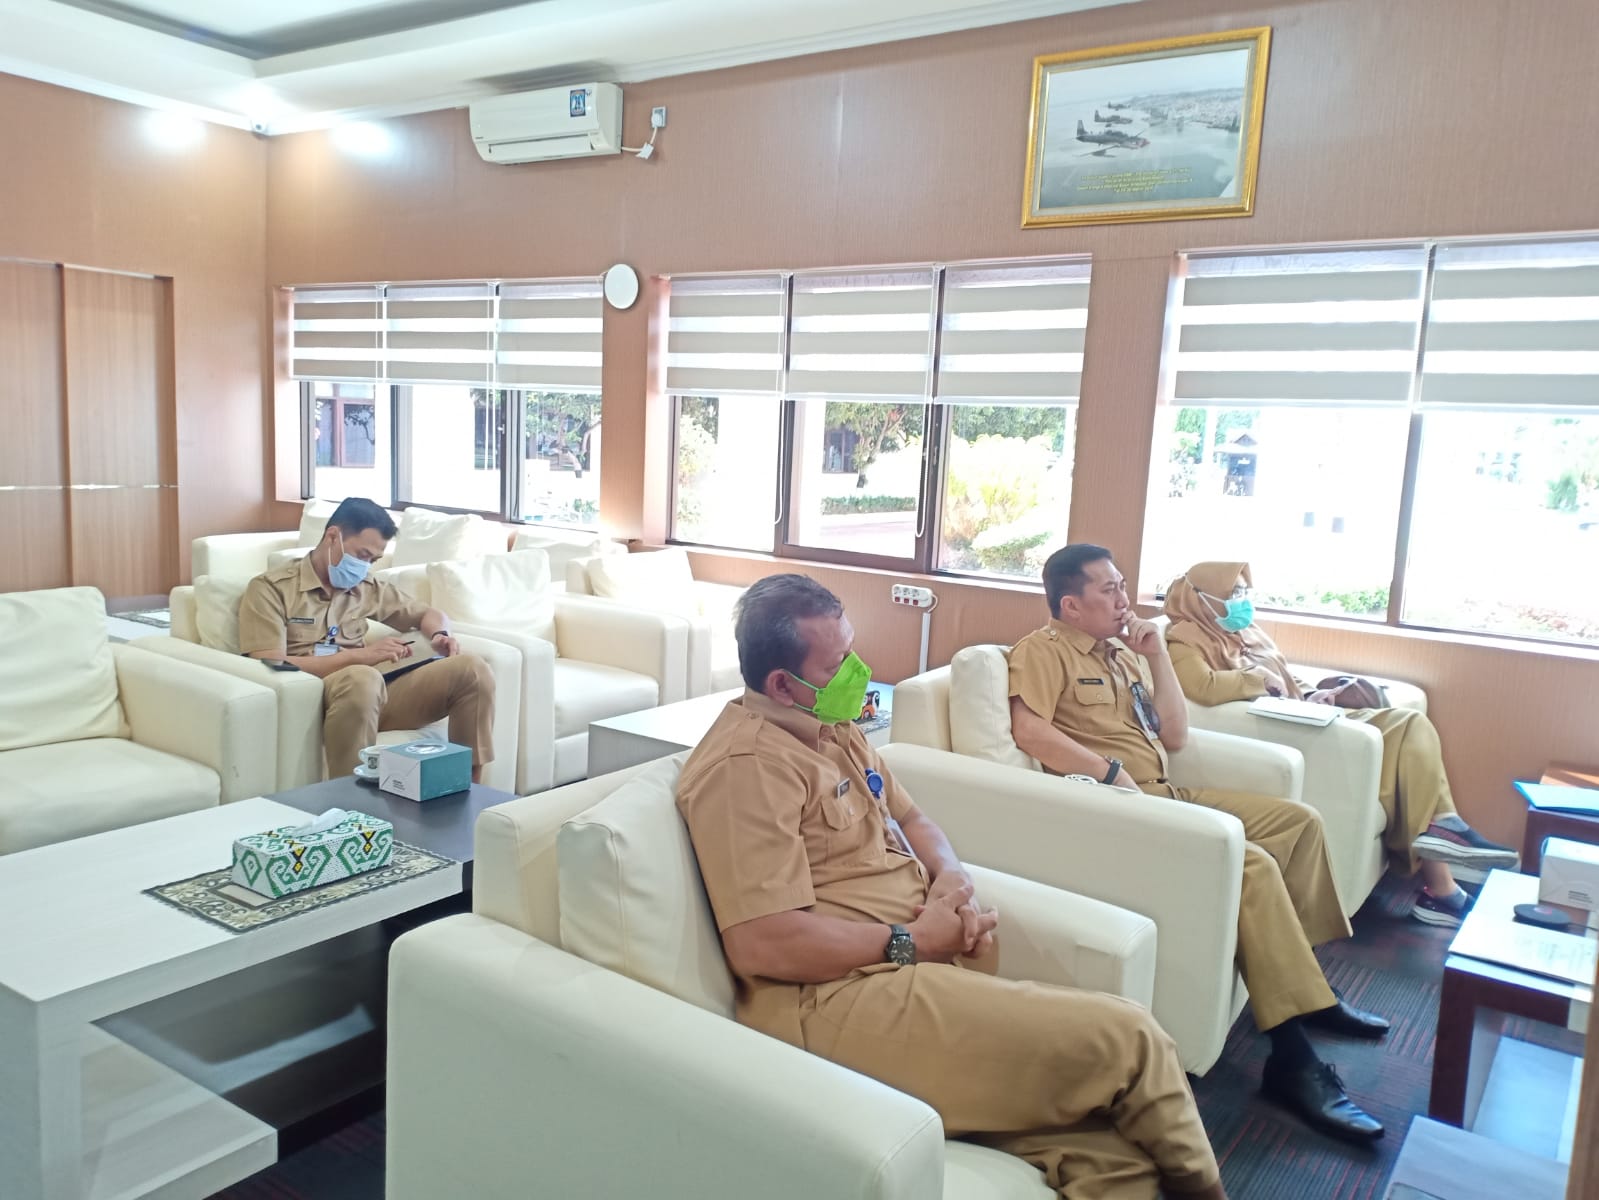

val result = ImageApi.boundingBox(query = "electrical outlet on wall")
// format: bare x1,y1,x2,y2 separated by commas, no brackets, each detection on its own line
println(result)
651,106,667,128
890,584,935,608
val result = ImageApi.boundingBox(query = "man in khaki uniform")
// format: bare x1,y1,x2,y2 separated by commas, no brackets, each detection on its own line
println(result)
238,496,495,781
678,573,1229,1200
1008,544,1388,1144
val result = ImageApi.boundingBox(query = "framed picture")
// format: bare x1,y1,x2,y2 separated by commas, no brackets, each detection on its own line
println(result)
1022,27,1271,228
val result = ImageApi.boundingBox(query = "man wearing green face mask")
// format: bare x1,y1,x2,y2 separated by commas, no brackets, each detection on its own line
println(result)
677,573,1229,1200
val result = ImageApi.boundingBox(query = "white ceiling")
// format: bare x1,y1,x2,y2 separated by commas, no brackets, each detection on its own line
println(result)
0,0,1141,134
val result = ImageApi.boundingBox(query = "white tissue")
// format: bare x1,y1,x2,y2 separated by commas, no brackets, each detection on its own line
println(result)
290,808,349,837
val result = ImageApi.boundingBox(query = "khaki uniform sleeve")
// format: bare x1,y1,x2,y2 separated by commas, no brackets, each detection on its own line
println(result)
237,576,288,658
369,578,431,633
1168,640,1268,706
1007,634,1067,723
678,754,816,931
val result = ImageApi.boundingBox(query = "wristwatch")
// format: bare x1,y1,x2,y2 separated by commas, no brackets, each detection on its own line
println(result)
884,923,917,966
1102,757,1123,786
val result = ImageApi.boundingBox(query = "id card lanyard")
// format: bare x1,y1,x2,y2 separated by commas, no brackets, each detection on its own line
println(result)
314,624,340,657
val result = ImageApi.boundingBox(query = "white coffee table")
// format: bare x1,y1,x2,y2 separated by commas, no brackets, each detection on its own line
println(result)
0,798,461,1200
588,688,892,777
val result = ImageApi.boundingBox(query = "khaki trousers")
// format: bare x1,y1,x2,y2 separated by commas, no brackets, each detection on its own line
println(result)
1152,786,1350,1031
322,656,495,777
798,963,1220,1200
1348,707,1455,874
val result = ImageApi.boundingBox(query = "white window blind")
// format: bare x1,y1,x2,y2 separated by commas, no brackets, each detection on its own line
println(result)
935,261,1090,404
1171,247,1428,406
665,275,785,395
788,269,937,401
290,286,384,381
1420,239,1599,411
497,280,603,390
385,283,496,386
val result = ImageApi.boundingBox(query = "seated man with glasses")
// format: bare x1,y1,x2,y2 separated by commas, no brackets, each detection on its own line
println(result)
1007,543,1391,1144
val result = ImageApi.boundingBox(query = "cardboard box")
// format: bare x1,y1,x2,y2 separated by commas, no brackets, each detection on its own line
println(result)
1538,837,1599,915
231,809,393,899
379,740,472,801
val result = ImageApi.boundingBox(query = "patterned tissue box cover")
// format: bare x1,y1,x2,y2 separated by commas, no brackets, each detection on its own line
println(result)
230,812,394,898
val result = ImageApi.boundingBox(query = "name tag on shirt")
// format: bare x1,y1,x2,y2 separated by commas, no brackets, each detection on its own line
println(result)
288,616,317,624
835,779,850,798
1077,677,1105,685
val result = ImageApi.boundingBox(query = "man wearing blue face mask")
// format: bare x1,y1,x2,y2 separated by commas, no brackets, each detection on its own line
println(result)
677,573,1230,1200
238,496,495,782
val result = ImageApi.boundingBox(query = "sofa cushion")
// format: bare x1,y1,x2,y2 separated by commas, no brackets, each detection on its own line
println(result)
0,586,126,753
266,547,315,572
512,530,622,578
426,551,556,642
0,737,219,853
193,575,250,654
557,756,736,1017
587,549,700,619
551,660,659,738
391,507,480,568
942,1142,1055,1198
948,644,1038,772
296,498,339,548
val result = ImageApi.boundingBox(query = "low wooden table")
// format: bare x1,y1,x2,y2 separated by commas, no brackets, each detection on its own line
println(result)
1520,766,1599,874
1430,870,1594,1129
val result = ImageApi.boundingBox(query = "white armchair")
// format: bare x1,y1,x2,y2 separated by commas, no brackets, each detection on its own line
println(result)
133,583,522,793
565,548,745,696
386,754,1156,1200
1149,615,1428,912
0,587,277,854
382,551,690,793
888,646,1324,1074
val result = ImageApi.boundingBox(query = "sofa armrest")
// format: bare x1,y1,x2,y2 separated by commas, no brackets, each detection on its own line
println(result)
127,638,325,789
1291,661,1428,713
877,742,1242,1074
1168,727,1304,802
966,864,1156,1009
112,645,278,803
450,633,522,794
388,917,946,1200
452,621,557,796
553,595,691,704
191,531,298,582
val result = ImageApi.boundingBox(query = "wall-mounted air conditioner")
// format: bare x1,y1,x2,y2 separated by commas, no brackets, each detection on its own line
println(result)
469,83,622,164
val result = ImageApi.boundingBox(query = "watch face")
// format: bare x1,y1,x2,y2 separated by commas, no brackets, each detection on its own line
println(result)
887,930,916,966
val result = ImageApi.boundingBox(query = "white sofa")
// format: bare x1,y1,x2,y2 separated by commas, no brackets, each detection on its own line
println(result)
0,587,277,854
889,646,1322,1075
1149,615,1428,911
134,582,523,793
379,551,689,793
565,548,745,697
386,753,1158,1200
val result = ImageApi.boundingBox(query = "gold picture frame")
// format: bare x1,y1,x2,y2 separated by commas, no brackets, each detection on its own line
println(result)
1022,27,1271,228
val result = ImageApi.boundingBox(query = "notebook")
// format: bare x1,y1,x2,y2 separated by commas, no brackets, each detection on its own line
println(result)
1515,781,1599,818
375,631,444,681
1246,695,1341,726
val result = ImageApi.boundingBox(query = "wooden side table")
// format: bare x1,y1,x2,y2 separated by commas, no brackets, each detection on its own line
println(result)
1519,767,1599,874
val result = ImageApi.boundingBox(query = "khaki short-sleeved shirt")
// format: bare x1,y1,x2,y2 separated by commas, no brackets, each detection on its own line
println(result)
676,691,933,1046
1008,618,1169,785
237,557,431,659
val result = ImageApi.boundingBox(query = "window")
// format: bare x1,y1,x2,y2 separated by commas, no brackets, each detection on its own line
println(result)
667,261,1089,575
1144,237,1599,647
289,278,602,529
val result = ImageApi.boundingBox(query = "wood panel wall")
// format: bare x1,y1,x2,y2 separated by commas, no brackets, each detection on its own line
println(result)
0,261,70,590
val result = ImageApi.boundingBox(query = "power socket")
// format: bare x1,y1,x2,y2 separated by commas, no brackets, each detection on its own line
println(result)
651,106,667,128
890,584,934,609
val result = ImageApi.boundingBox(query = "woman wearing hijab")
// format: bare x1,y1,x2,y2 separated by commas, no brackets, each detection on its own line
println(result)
1163,562,1517,927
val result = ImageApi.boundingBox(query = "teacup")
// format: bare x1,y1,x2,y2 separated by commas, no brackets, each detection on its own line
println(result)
358,745,383,773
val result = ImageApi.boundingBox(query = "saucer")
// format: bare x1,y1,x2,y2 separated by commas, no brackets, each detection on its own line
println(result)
353,765,380,782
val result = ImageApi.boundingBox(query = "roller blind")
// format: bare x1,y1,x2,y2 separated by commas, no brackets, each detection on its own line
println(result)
665,274,785,395
1171,247,1428,407
1419,239,1599,411
497,280,603,390
788,269,936,402
289,286,384,381
385,283,495,386
934,261,1090,404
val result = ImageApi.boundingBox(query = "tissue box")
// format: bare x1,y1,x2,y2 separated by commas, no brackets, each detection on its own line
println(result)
1539,837,1599,914
230,812,393,898
379,740,472,801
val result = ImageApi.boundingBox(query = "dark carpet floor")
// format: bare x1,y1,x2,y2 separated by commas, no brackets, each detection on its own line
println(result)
210,874,1581,1200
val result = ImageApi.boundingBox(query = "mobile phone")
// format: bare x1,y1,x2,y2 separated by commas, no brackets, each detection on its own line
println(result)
261,658,301,673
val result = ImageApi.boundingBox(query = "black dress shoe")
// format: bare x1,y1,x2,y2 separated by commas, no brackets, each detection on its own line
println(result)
1302,995,1390,1039
1262,1055,1385,1142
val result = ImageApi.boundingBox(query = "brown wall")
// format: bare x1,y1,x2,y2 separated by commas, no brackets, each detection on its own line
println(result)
0,74,272,572
258,0,1596,842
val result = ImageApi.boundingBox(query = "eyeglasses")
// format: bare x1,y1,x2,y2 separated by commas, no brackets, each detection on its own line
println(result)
1129,681,1161,738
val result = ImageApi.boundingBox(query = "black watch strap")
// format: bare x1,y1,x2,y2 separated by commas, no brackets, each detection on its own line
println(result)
1102,758,1123,785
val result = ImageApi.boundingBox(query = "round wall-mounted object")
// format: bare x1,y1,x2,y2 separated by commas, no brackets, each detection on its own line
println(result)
603,263,640,310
